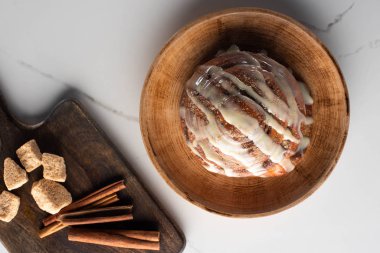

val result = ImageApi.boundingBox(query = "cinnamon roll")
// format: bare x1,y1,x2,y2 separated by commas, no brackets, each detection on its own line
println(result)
180,45,313,177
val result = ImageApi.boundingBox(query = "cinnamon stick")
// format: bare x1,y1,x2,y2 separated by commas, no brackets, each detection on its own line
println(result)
39,194,121,238
60,180,126,213
79,180,122,202
104,230,160,242
68,228,160,251
39,222,65,238
43,180,126,226
97,195,119,207
60,213,133,226
60,205,133,218
58,206,133,225
86,194,119,208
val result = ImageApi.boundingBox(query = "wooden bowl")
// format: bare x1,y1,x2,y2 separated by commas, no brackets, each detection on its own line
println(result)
140,8,349,217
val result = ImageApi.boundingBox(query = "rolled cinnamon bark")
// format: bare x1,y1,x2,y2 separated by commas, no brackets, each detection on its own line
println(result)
39,194,121,238
68,228,160,251
60,213,133,226
43,179,127,226
103,230,160,242
39,221,65,238
58,205,133,225
85,194,119,208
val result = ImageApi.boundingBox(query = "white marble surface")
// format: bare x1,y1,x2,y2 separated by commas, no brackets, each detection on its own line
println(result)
0,0,379,252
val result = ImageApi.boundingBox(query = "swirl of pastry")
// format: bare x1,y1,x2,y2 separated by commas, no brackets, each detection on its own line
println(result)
180,45,313,177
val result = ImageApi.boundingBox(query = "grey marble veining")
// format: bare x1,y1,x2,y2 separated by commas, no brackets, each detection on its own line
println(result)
0,0,379,252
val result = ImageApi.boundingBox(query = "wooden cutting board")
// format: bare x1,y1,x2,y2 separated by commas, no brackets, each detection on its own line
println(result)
0,97,185,253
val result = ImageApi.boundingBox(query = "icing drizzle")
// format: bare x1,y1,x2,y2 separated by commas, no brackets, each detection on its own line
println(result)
180,46,313,177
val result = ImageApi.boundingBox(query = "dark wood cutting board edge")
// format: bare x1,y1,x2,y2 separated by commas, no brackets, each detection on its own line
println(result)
0,96,186,253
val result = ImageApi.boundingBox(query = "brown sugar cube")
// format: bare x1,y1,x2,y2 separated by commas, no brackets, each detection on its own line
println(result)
0,191,20,222
31,179,72,214
42,153,67,182
4,158,28,190
16,139,42,172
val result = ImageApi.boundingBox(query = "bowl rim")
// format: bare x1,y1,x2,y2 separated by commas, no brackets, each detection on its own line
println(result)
140,7,350,217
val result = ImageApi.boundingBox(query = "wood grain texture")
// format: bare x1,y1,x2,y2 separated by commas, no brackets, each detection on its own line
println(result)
0,98,185,252
140,8,349,217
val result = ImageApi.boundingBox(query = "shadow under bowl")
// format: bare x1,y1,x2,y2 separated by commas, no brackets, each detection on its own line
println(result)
140,8,349,217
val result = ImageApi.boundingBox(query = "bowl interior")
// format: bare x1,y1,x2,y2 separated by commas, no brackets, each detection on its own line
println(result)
141,8,349,217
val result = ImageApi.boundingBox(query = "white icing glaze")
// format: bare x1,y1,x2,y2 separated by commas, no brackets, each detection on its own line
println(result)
207,164,221,174
298,81,314,105
186,91,265,171
297,137,310,152
305,116,314,125
226,44,240,53
181,46,313,177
